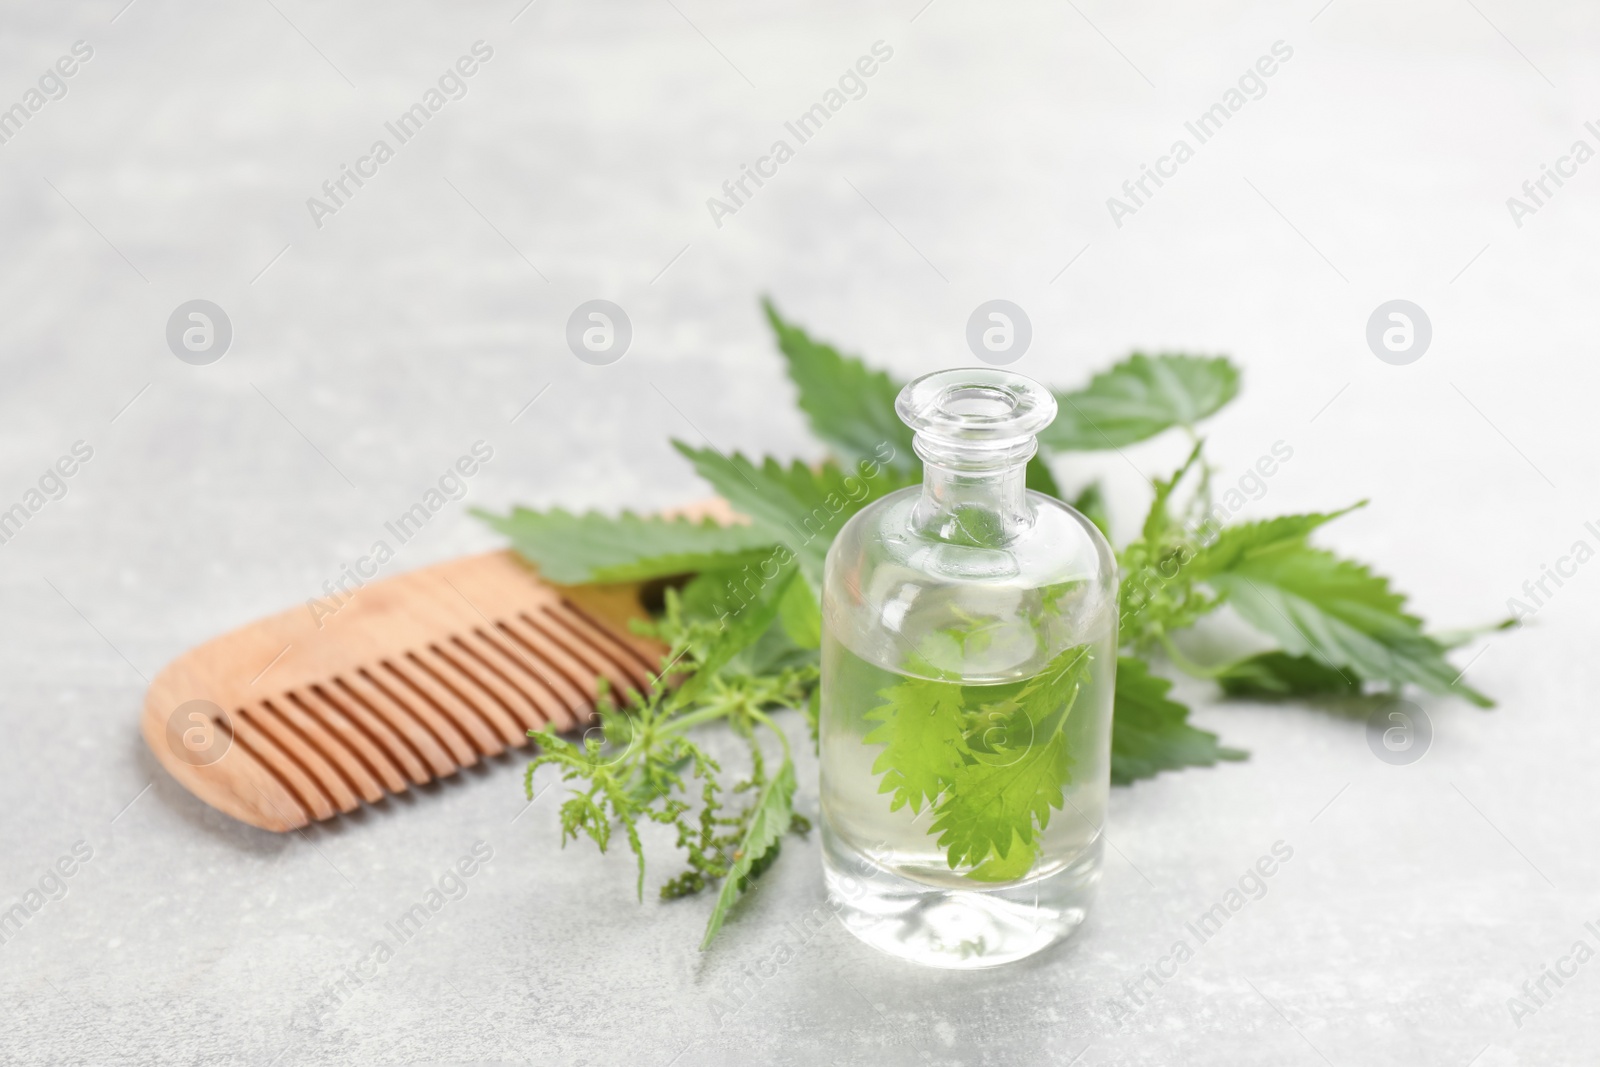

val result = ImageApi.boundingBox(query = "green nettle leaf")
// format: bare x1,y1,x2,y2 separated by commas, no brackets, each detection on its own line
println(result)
472,507,777,584
1202,543,1493,708
927,646,1091,872
1041,354,1240,451
1190,506,1365,576
864,676,970,815
931,732,1072,872
965,831,1039,882
1112,657,1247,784
763,299,918,475
671,442,912,581
673,566,746,625
970,645,1092,739
762,300,1067,503
700,757,796,949
674,565,800,706
1216,651,1363,699
674,566,820,679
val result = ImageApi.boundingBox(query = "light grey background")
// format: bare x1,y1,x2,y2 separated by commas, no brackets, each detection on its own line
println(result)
1,0,1594,1064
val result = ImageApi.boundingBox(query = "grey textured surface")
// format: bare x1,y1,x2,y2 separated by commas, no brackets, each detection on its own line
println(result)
0,1,1595,1064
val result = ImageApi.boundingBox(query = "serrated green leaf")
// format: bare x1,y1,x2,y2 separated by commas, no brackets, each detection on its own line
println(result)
731,612,821,677
1190,505,1364,576
671,443,913,581
1204,543,1492,707
1112,656,1246,784
864,675,969,815
674,565,800,707
1215,651,1364,699
966,829,1037,882
473,507,778,584
763,299,918,475
927,645,1091,871
931,735,1071,872
678,566,820,676
674,567,740,625
1041,354,1240,451
700,757,795,949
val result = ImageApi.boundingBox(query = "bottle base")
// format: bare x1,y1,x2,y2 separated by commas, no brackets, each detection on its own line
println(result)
822,824,1102,969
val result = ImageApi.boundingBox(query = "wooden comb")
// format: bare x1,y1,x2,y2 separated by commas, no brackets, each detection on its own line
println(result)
140,550,666,832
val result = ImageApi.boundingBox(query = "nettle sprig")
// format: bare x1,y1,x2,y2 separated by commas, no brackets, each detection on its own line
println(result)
524,567,818,946
477,298,1501,947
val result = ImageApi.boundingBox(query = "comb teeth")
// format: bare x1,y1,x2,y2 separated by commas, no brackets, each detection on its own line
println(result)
143,547,678,832
247,600,648,824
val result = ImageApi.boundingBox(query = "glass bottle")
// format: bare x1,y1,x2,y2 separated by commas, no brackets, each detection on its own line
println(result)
819,368,1118,968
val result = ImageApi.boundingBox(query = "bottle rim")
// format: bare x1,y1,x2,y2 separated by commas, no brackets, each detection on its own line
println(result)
896,368,1056,467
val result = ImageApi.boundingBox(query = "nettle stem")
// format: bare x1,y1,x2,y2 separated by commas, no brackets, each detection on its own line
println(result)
659,702,732,736
658,683,793,757
747,707,792,762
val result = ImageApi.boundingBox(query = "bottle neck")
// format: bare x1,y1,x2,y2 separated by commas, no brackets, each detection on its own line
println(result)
893,369,1054,548
913,455,1033,546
